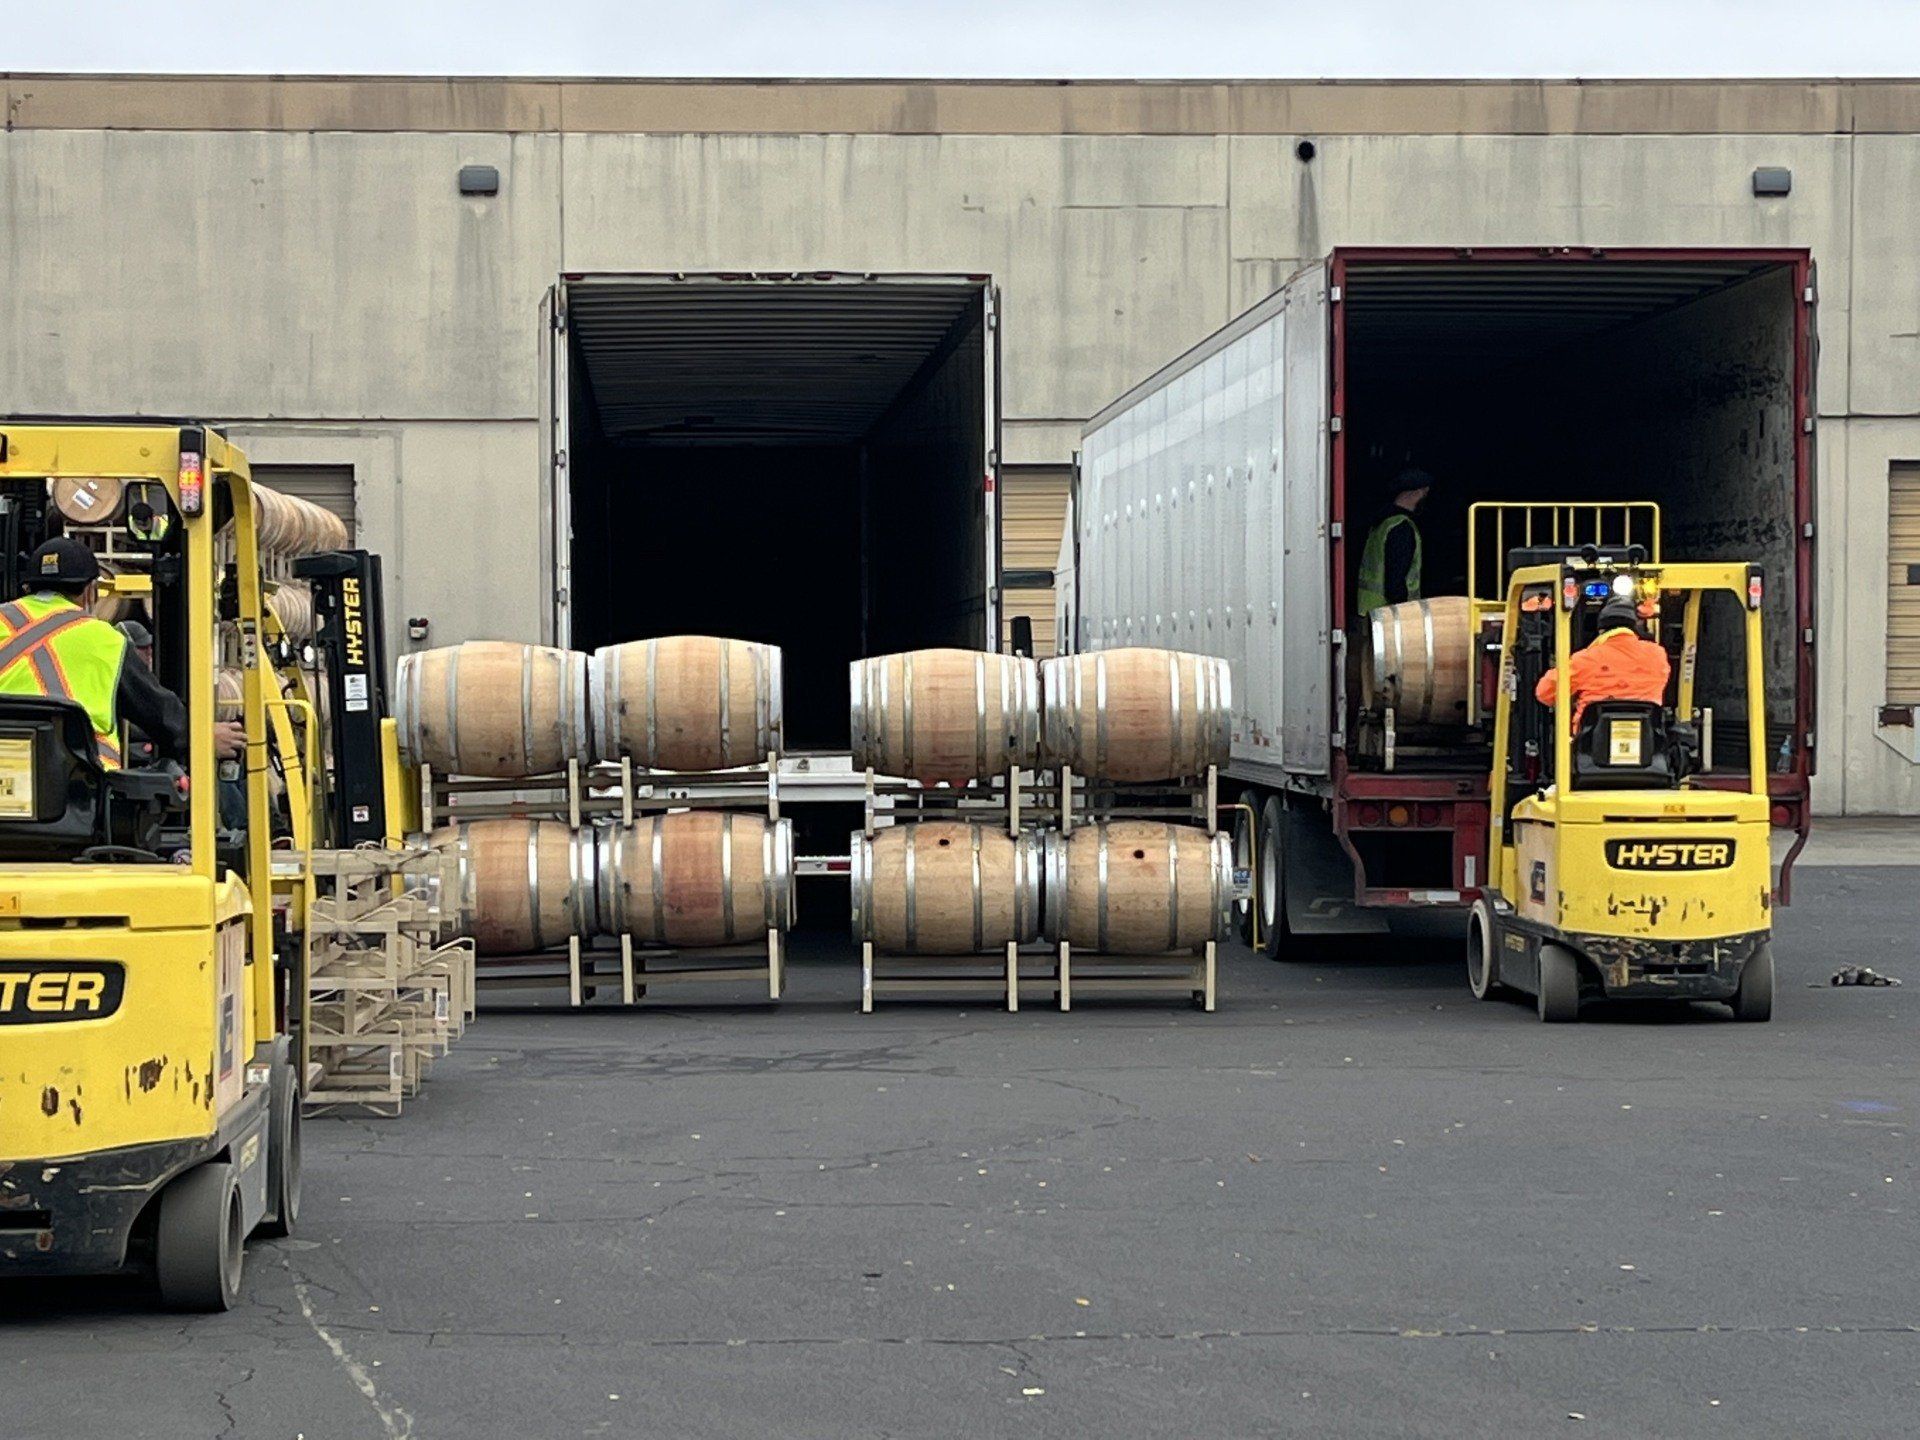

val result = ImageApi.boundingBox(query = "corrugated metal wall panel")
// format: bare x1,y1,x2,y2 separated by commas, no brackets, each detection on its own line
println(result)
252,463,356,540
1001,466,1069,658
1888,464,1920,703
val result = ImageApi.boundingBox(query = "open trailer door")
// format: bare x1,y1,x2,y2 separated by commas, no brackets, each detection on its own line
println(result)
540,282,572,647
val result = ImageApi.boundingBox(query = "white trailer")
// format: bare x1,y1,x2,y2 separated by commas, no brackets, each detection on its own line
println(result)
1067,248,1817,945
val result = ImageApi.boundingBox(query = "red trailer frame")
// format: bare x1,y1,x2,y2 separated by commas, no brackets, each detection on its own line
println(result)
1325,246,1816,906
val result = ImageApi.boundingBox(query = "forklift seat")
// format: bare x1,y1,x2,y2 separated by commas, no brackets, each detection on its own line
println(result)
0,696,109,858
1571,700,1677,791
0,696,182,860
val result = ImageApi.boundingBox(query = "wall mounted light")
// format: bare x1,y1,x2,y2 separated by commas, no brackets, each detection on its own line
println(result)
458,164,501,196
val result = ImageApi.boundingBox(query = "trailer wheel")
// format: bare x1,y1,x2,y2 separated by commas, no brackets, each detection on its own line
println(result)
259,1072,303,1238
1731,942,1775,1023
1258,797,1294,959
1230,793,1259,945
156,1161,244,1312
1467,898,1501,1000
1536,943,1581,1023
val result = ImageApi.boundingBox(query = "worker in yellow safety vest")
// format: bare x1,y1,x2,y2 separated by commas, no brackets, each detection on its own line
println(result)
0,538,204,770
1356,468,1434,618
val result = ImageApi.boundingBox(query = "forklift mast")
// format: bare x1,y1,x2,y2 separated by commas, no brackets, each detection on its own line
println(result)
294,550,391,847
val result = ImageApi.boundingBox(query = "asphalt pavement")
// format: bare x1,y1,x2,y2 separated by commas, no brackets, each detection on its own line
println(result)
4,864,1915,1440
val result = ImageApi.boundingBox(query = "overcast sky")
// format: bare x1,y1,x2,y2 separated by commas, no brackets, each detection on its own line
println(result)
8,0,1918,77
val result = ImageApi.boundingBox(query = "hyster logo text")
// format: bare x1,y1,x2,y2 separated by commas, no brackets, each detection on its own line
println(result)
0,962,126,1023
1605,839,1735,871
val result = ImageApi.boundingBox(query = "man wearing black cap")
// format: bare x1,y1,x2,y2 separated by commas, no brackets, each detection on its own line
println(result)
0,537,219,769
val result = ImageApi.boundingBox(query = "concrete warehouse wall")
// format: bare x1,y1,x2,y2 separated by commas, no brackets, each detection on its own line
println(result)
1,77,1918,814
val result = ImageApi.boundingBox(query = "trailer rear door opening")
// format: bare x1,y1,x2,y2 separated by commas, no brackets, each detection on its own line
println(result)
547,274,1000,751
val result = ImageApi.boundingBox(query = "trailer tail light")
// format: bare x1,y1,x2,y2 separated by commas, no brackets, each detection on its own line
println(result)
177,426,205,516
1387,804,1411,827
1771,804,1791,826
1358,803,1382,826
1747,566,1764,610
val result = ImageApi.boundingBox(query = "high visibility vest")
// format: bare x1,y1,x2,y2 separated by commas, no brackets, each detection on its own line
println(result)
1357,511,1422,618
0,594,127,769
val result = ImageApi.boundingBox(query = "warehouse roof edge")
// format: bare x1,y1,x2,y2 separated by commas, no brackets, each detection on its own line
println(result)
4,73,1918,135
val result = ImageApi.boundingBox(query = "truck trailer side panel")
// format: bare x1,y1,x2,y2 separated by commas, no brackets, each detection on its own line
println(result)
1078,262,1332,781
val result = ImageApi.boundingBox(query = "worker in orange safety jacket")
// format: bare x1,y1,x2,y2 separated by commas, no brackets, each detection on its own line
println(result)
1534,595,1671,733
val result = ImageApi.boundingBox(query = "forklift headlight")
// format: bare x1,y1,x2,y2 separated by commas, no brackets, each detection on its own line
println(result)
1611,573,1636,598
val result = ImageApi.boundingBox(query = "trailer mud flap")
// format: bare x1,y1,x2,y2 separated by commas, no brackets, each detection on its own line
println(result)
1286,805,1391,935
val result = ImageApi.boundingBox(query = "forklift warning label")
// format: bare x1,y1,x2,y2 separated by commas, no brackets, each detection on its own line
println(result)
1605,840,1735,871
0,961,126,1023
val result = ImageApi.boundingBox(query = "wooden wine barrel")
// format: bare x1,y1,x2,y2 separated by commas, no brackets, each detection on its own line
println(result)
52,476,126,525
589,636,783,772
267,580,314,642
252,484,348,558
851,821,1042,954
213,666,246,719
849,649,1039,784
1042,821,1231,954
596,811,795,946
1363,596,1473,727
1039,648,1231,782
394,641,591,779
434,818,596,955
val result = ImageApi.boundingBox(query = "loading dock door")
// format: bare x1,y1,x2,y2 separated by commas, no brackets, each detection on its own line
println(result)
252,464,356,541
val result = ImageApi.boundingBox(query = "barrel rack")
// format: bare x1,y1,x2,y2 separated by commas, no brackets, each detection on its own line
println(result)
858,767,1061,1012
297,845,476,1116
1046,764,1223,1013
433,754,790,1008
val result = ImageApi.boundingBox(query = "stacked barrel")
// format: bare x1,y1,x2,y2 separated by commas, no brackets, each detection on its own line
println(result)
1038,647,1235,1010
397,635,794,1001
849,648,1043,1008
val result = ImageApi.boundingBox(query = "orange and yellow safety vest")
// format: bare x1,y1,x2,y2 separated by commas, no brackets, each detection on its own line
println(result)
0,593,127,768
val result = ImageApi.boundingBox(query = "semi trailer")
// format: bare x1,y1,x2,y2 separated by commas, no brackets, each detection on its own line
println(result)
540,271,1002,858
1064,248,1816,946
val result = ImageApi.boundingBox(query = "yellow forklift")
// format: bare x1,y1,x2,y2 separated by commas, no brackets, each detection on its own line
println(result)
0,423,311,1308
1468,543,1776,1023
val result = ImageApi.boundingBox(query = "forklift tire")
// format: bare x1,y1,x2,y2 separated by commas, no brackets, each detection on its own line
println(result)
156,1161,244,1312
1231,793,1259,946
1258,796,1294,960
1536,943,1581,1023
1467,899,1501,1000
260,1076,303,1238
1732,942,1776,1023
